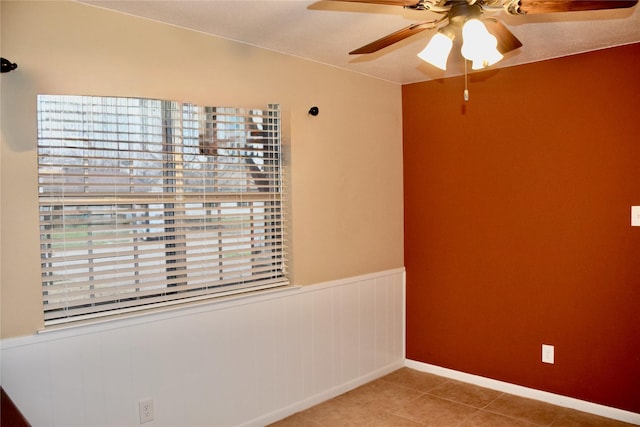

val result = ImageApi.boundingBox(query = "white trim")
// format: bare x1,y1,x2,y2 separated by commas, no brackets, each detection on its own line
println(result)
402,269,407,360
405,359,640,426
2,285,301,348
297,267,406,293
0,267,405,349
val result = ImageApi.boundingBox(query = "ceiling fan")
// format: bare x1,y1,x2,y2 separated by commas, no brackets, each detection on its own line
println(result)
328,0,638,71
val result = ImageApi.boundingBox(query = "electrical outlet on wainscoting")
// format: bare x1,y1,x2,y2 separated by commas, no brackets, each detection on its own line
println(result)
139,399,154,424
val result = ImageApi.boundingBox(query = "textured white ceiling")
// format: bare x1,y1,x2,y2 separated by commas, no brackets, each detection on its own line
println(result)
80,0,640,84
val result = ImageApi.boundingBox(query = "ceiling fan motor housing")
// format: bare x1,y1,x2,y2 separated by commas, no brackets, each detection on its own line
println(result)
449,1,484,27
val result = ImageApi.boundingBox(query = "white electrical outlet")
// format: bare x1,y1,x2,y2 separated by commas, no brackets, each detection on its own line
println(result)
632,206,640,226
542,344,554,364
139,399,154,424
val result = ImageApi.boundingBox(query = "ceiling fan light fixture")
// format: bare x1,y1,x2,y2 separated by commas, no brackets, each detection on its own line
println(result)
461,19,503,69
417,31,454,70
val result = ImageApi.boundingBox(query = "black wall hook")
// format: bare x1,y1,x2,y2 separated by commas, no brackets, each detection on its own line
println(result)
1,58,18,73
308,106,319,116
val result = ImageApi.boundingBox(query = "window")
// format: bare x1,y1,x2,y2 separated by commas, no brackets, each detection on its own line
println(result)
37,95,287,325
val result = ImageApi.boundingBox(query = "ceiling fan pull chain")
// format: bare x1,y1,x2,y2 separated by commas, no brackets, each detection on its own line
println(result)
464,60,470,101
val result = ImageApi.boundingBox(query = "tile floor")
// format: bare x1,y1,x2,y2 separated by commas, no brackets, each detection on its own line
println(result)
269,368,635,427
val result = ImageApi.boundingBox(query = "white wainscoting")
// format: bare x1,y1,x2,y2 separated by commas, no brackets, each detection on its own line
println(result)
0,268,405,427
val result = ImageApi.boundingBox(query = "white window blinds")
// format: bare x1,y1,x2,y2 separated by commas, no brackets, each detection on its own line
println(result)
37,95,287,325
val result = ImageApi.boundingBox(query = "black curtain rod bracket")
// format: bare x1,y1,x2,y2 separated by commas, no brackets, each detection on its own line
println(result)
1,58,18,73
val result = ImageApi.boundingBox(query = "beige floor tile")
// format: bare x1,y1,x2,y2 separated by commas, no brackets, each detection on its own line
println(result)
379,367,449,393
299,396,362,425
267,412,323,426
344,410,428,427
300,398,422,427
338,378,424,410
550,407,637,427
460,409,538,426
269,369,634,427
484,394,566,426
390,393,479,426
428,379,503,409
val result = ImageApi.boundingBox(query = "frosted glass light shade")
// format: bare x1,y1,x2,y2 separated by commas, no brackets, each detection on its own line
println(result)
461,19,503,69
470,44,502,69
417,32,453,70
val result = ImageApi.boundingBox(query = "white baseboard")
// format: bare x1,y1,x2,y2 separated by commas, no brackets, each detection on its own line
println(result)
405,359,640,425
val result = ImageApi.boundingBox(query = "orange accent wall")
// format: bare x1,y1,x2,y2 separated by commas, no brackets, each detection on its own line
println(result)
403,43,640,413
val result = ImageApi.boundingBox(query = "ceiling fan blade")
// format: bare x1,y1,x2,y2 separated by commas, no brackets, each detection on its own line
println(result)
517,0,637,14
325,0,421,6
482,18,523,54
349,21,436,54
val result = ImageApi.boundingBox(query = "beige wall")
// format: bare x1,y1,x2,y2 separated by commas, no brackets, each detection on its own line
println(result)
0,1,404,338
